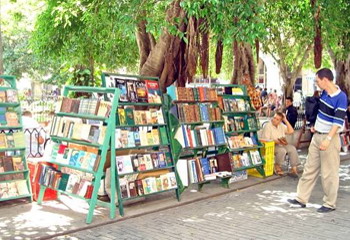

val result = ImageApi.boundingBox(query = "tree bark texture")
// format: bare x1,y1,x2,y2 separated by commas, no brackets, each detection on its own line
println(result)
334,54,350,97
215,40,223,74
232,41,255,85
199,19,209,79
136,20,153,70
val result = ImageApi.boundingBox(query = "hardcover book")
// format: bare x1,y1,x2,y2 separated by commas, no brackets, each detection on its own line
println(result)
145,80,161,103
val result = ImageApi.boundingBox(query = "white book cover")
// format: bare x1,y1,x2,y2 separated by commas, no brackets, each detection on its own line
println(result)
116,155,134,174
176,159,189,187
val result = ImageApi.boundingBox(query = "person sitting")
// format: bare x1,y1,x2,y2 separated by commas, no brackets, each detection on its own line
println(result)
285,97,298,129
261,112,300,177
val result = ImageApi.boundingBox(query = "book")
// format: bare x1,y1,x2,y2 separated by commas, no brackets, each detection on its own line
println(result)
145,80,161,103
126,81,138,102
136,81,148,103
0,133,7,148
6,90,18,103
116,155,134,174
125,107,135,125
118,108,126,125
5,112,19,126
116,79,128,102
0,91,6,102
13,132,25,148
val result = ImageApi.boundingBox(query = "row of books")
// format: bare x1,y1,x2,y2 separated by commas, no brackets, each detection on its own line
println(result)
57,97,112,117
227,135,259,149
119,172,177,198
223,116,258,132
116,152,170,175
222,98,250,112
39,165,93,198
49,143,101,172
116,78,161,103
50,116,106,145
168,86,218,102
175,125,226,148
118,107,164,126
172,104,222,123
0,90,18,103
0,155,24,172
0,110,19,127
0,180,29,199
0,132,25,149
115,127,168,148
232,150,262,168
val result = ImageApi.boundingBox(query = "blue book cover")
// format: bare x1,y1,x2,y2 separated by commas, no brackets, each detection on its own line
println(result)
200,157,211,175
127,131,136,147
69,150,80,167
166,85,177,101
181,125,189,147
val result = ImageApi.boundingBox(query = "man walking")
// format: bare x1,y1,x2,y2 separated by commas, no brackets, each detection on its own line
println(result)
288,68,348,213
285,97,298,128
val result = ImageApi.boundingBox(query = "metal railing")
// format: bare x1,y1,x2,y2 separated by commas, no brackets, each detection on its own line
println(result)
23,127,48,158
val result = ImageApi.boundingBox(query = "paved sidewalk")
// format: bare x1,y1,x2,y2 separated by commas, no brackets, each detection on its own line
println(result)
57,160,350,240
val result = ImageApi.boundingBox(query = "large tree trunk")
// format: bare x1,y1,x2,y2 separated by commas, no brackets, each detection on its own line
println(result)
232,42,255,85
334,54,350,97
136,20,153,70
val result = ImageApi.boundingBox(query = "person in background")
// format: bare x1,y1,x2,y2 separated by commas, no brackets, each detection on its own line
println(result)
261,112,300,177
266,94,276,117
22,111,45,158
285,97,298,129
261,88,268,102
288,68,348,213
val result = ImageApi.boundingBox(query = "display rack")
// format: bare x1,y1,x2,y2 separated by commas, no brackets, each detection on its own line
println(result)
213,84,266,177
0,75,32,202
37,86,120,224
165,85,230,194
102,73,180,217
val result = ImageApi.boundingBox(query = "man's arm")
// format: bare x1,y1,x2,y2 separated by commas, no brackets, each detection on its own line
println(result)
283,113,294,135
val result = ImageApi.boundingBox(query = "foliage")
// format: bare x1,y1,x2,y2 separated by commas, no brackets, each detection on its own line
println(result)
320,0,350,60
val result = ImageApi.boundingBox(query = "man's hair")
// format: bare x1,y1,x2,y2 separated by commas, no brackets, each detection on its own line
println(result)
286,97,293,102
22,111,32,117
316,68,334,81
275,111,284,118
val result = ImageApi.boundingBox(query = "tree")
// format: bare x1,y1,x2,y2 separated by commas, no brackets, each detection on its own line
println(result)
320,0,350,96
261,0,314,97
32,0,266,89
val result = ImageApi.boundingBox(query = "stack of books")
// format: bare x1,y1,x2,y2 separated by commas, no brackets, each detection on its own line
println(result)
119,172,177,198
115,127,167,148
222,99,250,112
0,180,29,199
118,107,164,126
168,86,218,102
56,97,112,117
0,132,25,148
116,152,169,174
0,90,18,103
227,135,258,149
175,125,226,148
172,103,222,123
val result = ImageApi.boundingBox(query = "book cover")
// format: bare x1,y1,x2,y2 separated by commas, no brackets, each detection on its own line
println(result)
144,154,154,170
5,112,19,126
116,79,128,102
116,155,134,174
0,91,6,102
145,80,161,103
125,107,135,125
167,172,177,189
135,179,144,196
69,150,81,167
151,152,159,168
118,108,127,125
126,81,138,102
13,132,25,148
128,181,137,197
136,81,148,103
216,153,233,172
5,135,15,148
58,173,70,191
120,178,130,198
6,90,18,103
200,157,211,175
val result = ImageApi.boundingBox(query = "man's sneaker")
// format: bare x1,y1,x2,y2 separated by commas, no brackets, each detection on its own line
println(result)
287,199,306,208
317,206,335,213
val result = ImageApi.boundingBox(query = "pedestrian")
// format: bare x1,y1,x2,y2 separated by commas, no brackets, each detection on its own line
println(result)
261,111,300,177
288,68,348,213
261,88,268,101
285,97,298,129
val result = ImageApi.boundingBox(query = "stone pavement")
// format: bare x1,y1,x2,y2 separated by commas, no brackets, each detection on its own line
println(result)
55,160,350,240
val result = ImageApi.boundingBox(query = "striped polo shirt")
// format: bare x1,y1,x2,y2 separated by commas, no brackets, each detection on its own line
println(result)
314,86,348,133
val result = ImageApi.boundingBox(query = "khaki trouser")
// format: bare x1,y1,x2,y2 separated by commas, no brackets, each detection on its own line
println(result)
296,133,341,209
274,144,300,167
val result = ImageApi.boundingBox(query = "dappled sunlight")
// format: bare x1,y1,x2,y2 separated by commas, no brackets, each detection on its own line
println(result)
0,196,108,239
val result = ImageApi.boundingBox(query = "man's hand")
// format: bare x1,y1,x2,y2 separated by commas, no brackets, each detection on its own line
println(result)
282,113,287,122
310,126,316,133
320,139,330,151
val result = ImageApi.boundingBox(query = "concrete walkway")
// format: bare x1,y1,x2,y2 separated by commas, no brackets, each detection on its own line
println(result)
0,148,349,240
57,159,350,240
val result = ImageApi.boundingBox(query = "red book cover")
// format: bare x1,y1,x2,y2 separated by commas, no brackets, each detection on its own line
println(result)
84,185,94,199
145,80,161,103
57,144,68,154
186,127,194,148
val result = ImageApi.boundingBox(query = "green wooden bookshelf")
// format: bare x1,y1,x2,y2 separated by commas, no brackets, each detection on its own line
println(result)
36,85,120,224
102,72,180,217
212,84,266,177
165,85,229,194
0,75,33,203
